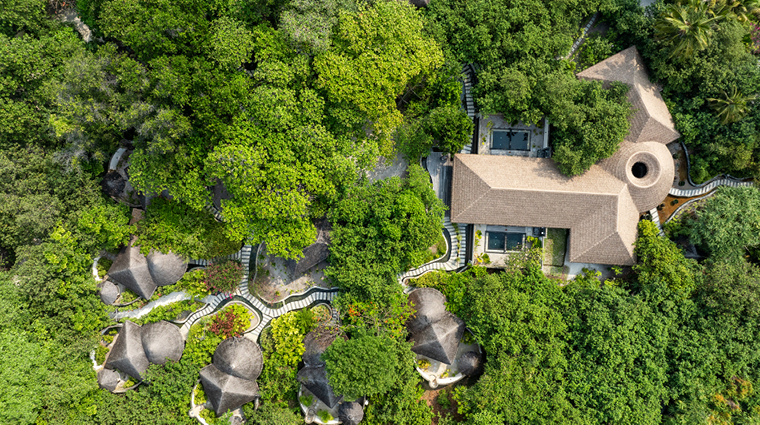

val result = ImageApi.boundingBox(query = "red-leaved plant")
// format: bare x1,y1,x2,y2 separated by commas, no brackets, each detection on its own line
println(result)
204,260,243,294
208,308,247,338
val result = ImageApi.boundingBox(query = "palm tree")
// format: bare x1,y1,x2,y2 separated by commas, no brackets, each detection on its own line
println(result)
655,0,718,61
708,87,757,125
708,0,760,22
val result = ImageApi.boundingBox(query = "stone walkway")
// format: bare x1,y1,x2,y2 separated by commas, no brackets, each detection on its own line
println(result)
180,245,339,341
649,207,665,236
669,178,753,197
564,13,599,59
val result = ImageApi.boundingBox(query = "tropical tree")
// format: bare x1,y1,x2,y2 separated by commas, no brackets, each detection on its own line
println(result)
655,0,717,60
707,86,756,124
689,186,760,260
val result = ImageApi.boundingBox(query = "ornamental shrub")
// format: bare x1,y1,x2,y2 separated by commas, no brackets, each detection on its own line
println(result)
204,260,243,294
317,410,333,422
208,304,252,339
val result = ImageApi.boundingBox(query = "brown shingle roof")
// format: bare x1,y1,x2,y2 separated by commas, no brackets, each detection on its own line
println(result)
450,145,673,266
577,46,680,144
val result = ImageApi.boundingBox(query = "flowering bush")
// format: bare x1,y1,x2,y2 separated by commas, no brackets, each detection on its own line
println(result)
204,260,243,293
208,304,252,339
751,23,760,55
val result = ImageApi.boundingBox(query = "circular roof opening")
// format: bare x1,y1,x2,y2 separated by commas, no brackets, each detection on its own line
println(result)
631,162,648,179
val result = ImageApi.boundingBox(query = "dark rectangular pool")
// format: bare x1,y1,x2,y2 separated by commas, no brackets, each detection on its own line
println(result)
492,130,530,151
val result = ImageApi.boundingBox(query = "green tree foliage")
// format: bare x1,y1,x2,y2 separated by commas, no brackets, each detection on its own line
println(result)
0,0,47,36
634,220,697,294
543,77,632,175
655,0,717,61
258,311,314,403
326,164,445,300
324,334,399,400
0,147,115,265
314,0,444,156
563,282,672,425
708,86,757,125
423,106,474,154
136,198,240,260
455,258,578,424
688,186,760,260
426,0,614,125
279,0,357,54
0,28,85,150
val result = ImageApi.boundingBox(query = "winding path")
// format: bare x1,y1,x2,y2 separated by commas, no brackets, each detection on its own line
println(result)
669,178,753,197
398,219,467,283
179,245,339,341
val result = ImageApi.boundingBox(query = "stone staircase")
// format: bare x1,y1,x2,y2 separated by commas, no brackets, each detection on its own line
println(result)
398,219,467,283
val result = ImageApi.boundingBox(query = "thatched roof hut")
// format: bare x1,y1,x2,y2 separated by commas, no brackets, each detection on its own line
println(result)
213,337,263,381
98,280,120,305
338,401,365,425
200,364,260,417
146,251,187,287
108,244,157,299
104,321,150,381
297,366,343,409
141,321,184,365
458,351,482,376
97,368,120,391
406,288,447,335
302,326,343,368
410,313,465,365
406,288,466,365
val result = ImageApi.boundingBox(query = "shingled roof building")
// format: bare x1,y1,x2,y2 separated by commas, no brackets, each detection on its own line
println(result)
452,46,677,266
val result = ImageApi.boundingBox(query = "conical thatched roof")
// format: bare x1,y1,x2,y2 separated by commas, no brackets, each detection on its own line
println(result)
297,366,342,409
410,313,465,365
338,401,365,425
108,243,157,299
200,364,260,416
98,280,120,305
104,321,150,381
303,327,343,368
146,251,187,287
407,288,448,335
141,321,184,365
458,350,482,376
97,368,120,391
213,337,263,381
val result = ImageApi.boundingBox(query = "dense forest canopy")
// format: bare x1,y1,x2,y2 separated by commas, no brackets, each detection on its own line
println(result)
2,0,760,424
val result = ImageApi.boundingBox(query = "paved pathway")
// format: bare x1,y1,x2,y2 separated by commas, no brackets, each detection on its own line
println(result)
398,219,467,283
649,207,665,236
461,64,475,154
565,13,599,59
180,245,339,341
669,178,753,197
